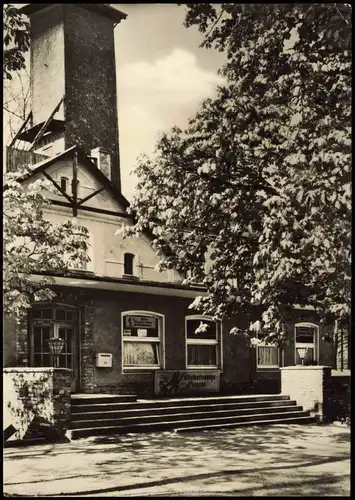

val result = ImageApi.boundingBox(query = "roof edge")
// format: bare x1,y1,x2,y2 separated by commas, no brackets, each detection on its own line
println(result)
19,4,127,23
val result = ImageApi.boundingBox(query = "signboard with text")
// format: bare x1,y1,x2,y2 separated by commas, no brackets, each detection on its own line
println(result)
155,370,220,396
124,316,156,329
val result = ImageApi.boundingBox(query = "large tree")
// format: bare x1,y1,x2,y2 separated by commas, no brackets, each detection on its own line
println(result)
4,170,89,321
125,3,351,342
3,4,30,80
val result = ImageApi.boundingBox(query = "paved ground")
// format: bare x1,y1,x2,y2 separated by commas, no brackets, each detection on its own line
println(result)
4,424,350,497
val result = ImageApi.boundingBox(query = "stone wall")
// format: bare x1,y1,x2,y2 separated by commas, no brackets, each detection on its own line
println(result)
281,366,332,421
4,368,72,441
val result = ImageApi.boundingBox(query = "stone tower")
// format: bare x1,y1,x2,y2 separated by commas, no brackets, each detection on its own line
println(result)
17,3,126,191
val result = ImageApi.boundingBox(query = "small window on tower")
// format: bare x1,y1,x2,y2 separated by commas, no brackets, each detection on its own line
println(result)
124,253,135,275
60,177,68,193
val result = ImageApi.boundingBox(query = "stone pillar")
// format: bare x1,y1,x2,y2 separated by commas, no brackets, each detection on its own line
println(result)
280,366,332,422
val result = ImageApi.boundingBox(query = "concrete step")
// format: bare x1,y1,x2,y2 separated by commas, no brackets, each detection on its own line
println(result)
71,394,291,413
71,394,137,405
174,415,316,433
70,405,303,429
71,399,298,421
69,410,311,439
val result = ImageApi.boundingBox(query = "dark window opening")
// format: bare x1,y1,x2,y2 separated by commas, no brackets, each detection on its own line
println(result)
124,253,135,275
60,177,68,192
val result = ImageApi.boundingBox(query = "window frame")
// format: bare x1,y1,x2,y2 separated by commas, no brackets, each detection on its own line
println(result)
121,310,165,371
185,315,221,370
123,252,135,276
256,332,280,369
29,303,77,369
294,322,319,365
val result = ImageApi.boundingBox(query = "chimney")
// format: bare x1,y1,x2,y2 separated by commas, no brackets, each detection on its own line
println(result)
18,3,127,192
90,147,112,180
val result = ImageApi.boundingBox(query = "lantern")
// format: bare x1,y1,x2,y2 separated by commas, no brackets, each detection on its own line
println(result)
48,337,65,367
297,347,308,366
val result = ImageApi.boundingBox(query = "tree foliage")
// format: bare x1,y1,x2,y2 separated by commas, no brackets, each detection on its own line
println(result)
126,4,351,342
3,4,30,80
4,170,90,321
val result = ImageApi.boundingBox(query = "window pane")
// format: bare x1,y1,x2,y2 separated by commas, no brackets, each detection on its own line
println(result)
258,346,278,366
42,354,51,367
66,310,73,321
186,319,216,340
56,309,66,321
123,341,159,365
33,354,42,366
123,315,159,337
296,327,315,343
42,308,53,319
187,344,217,366
32,309,42,319
33,327,42,352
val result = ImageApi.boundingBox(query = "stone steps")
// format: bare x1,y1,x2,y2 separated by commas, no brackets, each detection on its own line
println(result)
70,399,298,421
69,394,315,439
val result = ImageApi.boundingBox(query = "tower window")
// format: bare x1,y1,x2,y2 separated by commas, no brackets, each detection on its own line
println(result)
60,177,68,192
124,253,135,275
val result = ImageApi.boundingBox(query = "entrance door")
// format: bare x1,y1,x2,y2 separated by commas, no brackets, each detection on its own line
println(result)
30,305,79,392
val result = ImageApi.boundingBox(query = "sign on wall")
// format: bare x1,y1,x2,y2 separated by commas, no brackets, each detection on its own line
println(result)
155,370,220,396
124,315,157,329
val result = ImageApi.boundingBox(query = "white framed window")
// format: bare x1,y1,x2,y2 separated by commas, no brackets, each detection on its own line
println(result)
185,315,221,369
122,311,165,370
295,322,319,365
256,332,280,368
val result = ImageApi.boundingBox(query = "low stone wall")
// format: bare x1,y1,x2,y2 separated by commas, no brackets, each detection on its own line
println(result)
280,366,332,422
4,368,72,441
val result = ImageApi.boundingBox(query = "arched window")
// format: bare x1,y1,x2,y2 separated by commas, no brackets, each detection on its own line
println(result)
295,322,319,365
122,311,164,369
185,315,221,368
124,253,135,275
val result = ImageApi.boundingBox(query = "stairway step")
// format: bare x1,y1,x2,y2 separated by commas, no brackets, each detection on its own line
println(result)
71,394,291,412
71,395,137,405
174,415,316,433
71,400,298,420
70,405,303,429
69,410,310,439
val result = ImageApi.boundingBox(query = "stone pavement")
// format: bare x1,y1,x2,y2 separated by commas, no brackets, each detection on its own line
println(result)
4,424,350,497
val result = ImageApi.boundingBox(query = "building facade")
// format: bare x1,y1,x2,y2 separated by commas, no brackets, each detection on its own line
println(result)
4,4,349,398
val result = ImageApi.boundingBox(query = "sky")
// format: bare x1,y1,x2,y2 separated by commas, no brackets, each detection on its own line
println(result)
114,4,226,200
4,3,226,201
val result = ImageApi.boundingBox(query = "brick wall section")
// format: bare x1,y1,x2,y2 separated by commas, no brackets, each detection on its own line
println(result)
79,303,95,393
16,321,29,367
4,368,72,441
281,366,332,421
64,4,121,189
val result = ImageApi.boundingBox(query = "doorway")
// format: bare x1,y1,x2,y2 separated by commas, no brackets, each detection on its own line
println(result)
29,304,79,392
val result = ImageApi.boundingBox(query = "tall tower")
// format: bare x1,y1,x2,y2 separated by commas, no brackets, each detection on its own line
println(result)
17,3,126,191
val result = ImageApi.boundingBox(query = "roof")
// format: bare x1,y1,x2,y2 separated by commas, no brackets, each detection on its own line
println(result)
17,119,65,143
19,4,127,23
13,145,130,210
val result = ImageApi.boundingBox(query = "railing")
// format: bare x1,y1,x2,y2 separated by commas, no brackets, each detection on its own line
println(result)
6,146,49,173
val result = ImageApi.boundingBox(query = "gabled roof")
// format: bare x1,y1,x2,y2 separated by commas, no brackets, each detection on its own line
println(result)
13,145,130,210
